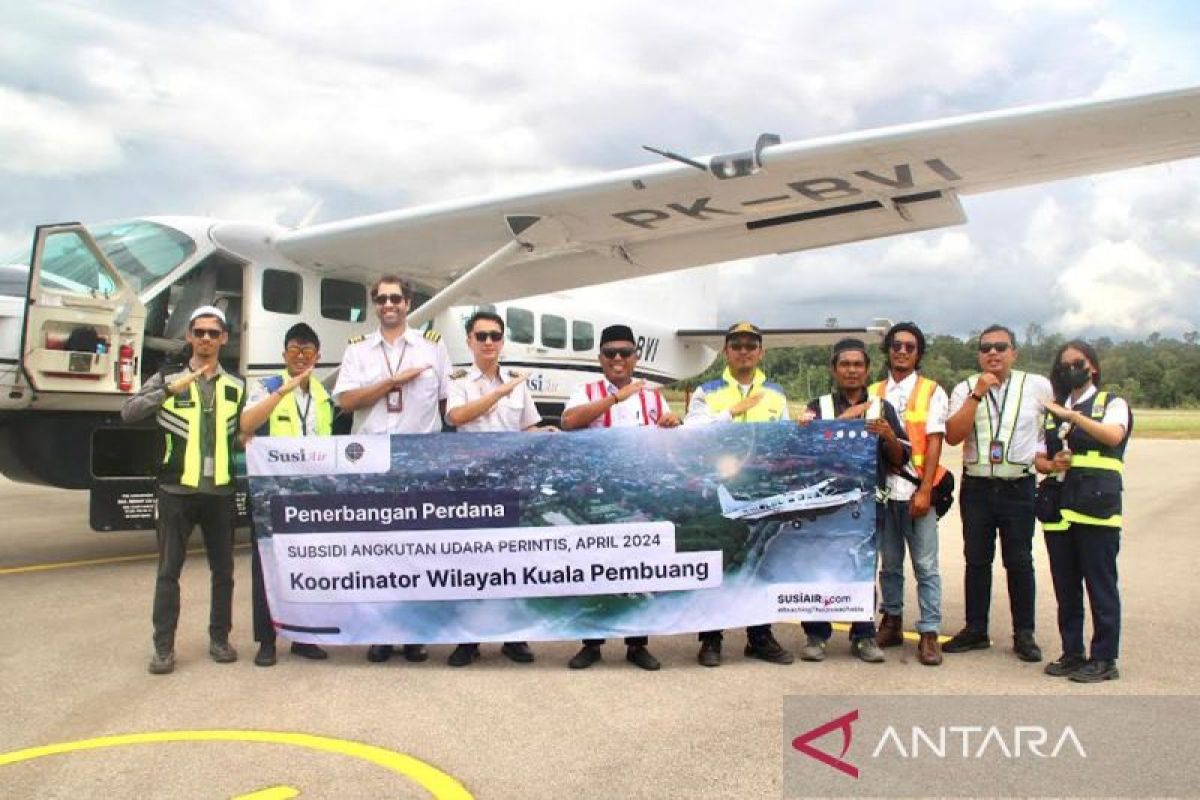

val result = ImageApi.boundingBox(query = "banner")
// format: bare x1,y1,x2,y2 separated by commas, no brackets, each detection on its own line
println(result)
246,422,878,644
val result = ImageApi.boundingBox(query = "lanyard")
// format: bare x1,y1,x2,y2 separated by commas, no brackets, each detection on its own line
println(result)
380,338,409,377
295,387,312,436
984,379,1011,441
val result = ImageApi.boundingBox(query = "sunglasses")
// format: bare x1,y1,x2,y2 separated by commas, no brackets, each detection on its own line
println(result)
372,293,407,306
191,328,223,340
472,330,504,343
286,345,318,357
601,346,636,359
978,342,1012,354
890,341,918,353
727,341,760,352
1061,358,1088,371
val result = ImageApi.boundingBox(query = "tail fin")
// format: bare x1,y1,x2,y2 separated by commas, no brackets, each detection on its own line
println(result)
717,485,742,514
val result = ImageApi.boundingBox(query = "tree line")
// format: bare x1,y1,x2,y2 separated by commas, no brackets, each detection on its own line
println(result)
675,327,1200,408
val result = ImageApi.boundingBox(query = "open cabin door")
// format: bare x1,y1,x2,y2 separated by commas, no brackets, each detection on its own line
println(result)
20,223,147,395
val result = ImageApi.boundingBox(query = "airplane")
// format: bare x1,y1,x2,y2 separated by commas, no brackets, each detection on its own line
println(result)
1,86,1198,531
717,480,864,526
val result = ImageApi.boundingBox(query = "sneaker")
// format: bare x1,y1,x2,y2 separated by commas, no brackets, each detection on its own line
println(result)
942,628,991,653
697,640,721,667
366,644,393,663
744,633,795,665
148,648,175,675
851,637,886,663
1069,658,1119,683
800,635,827,662
209,639,238,664
501,642,535,663
568,644,602,670
877,613,904,648
402,644,429,662
290,642,328,660
1013,631,1043,663
626,645,661,671
1044,653,1087,677
447,644,479,667
254,642,277,667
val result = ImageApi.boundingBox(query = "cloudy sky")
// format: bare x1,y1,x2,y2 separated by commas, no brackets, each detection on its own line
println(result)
2,1,1199,339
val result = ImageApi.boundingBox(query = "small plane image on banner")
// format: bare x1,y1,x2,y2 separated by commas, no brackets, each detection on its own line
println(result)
717,478,865,526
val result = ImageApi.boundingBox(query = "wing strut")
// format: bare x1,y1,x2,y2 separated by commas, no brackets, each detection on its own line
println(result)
407,220,536,328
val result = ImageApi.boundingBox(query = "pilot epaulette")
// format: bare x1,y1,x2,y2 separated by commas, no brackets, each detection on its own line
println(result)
449,368,468,380
347,334,366,344
423,329,442,343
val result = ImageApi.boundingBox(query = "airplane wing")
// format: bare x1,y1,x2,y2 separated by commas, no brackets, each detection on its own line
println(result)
272,87,1200,319
676,320,892,350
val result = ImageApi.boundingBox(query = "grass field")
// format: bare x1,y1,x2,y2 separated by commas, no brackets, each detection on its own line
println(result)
664,390,1200,439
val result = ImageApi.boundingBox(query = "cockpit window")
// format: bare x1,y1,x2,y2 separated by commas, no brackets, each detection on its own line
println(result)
88,220,196,294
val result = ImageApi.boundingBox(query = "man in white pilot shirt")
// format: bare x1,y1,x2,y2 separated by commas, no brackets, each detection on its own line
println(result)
333,274,451,665
442,309,553,667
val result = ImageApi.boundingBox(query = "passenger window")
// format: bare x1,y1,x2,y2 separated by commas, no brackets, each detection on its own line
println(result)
542,314,566,349
320,279,366,322
573,320,594,351
506,307,534,344
262,269,302,314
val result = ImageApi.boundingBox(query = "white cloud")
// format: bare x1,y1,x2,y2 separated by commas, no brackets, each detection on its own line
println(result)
0,86,122,176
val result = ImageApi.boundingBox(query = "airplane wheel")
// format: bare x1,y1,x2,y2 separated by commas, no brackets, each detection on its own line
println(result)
790,521,803,529
851,508,861,519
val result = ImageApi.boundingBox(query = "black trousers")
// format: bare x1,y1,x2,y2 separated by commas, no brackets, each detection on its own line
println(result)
698,625,772,645
1045,524,1121,660
959,475,1037,634
153,490,236,650
251,531,276,645
583,636,648,647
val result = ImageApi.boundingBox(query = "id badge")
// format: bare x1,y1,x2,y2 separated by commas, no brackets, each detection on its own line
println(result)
386,389,403,413
988,440,1004,464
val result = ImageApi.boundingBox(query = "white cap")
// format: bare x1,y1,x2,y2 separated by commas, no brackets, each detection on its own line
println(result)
189,305,227,327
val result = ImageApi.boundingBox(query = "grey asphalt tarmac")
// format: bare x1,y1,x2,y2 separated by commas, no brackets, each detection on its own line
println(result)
1,440,1197,798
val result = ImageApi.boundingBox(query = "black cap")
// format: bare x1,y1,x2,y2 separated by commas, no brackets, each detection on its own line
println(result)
724,321,763,342
600,324,636,346
830,337,869,365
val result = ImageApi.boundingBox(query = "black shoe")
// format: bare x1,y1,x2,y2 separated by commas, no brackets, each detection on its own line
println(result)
942,628,991,653
148,648,175,675
1069,658,1119,683
290,642,328,660
254,642,277,667
744,634,795,665
366,644,393,663
1013,632,1043,662
209,639,238,664
1044,653,1087,677
403,644,429,662
501,642,535,663
568,644,602,669
626,645,661,671
697,641,721,667
448,644,480,667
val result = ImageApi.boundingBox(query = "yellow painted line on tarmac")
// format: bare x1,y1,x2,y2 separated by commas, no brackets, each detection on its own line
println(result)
828,621,950,643
0,730,473,799
234,787,300,800
0,543,251,576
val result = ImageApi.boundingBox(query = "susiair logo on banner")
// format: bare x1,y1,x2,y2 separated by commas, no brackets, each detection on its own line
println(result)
770,583,872,620
247,438,338,476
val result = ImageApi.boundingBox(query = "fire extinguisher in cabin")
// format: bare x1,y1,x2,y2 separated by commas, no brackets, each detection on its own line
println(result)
117,341,135,392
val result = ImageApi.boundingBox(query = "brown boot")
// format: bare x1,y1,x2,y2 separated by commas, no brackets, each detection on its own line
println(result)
877,613,903,648
918,632,943,666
